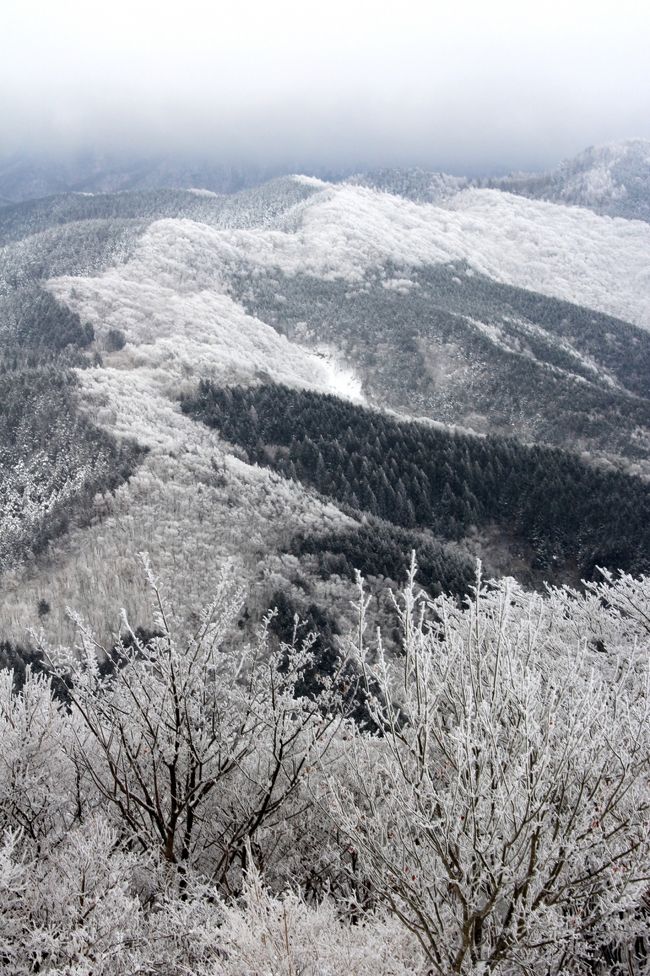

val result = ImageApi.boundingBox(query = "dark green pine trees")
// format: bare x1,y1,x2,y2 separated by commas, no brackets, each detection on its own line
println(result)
181,381,650,584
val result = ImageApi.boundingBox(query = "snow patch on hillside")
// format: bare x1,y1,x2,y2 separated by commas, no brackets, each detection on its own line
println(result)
309,345,366,403
47,266,360,402
470,315,619,388
443,189,650,327
269,182,650,328
292,175,330,189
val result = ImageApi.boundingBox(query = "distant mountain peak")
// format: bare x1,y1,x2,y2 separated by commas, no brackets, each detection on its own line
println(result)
567,138,650,162
347,167,467,203
491,139,650,221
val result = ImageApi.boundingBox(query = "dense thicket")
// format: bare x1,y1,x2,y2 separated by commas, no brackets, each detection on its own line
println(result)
1,568,648,974
290,519,475,598
183,381,650,582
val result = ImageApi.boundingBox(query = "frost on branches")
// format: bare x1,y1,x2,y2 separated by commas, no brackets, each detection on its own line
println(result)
0,559,649,974
327,560,650,974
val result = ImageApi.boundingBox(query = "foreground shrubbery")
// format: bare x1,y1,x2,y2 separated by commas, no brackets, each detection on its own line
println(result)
1,561,649,974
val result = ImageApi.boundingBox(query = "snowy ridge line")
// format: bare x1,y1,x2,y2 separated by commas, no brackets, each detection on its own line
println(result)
52,180,650,335
46,269,365,408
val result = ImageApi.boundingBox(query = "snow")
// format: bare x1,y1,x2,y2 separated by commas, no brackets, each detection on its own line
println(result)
563,165,625,206
41,176,650,507
47,260,361,402
292,175,330,189
308,345,365,403
54,181,650,331
44,176,650,470
282,183,649,328
382,276,419,293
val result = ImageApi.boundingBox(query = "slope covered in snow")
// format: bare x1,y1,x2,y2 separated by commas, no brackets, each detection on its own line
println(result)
0,360,354,646
40,173,650,476
47,253,361,398
492,140,650,223
4,167,650,646
348,168,468,203
50,180,650,334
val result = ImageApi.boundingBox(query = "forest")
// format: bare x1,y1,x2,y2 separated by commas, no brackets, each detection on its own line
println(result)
1,564,648,974
0,283,142,573
230,260,650,469
182,381,650,587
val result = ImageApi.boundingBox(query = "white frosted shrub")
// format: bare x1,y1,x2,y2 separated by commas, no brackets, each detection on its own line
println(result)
216,862,424,976
325,562,650,974
1,564,649,974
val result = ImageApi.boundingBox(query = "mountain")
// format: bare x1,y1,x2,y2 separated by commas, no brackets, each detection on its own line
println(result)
348,168,468,202
341,141,650,222
0,151,353,205
0,152,278,203
4,141,650,222
488,139,650,222
43,176,650,464
3,148,650,976
2,157,650,651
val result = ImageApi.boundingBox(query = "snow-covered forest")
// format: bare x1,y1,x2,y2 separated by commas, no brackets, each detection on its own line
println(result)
2,143,650,973
2,561,649,975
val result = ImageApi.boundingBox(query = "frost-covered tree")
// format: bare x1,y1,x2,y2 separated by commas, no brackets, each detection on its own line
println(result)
2,561,650,974
0,667,78,845
326,562,650,974
45,558,343,888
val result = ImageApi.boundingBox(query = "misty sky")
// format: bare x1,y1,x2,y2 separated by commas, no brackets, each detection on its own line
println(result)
2,0,650,172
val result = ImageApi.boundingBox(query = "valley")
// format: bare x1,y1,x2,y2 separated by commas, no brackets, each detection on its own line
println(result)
2,145,650,659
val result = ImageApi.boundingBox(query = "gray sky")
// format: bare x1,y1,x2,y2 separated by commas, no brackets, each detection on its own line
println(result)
2,0,650,172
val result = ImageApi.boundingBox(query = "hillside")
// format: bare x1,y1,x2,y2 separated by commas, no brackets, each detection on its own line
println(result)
1,158,650,651
43,174,650,466
183,381,650,584
489,139,650,222
360,142,650,223
2,151,650,974
0,152,286,203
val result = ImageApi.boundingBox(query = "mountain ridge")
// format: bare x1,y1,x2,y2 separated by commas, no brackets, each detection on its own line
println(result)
488,139,650,221
2,156,650,649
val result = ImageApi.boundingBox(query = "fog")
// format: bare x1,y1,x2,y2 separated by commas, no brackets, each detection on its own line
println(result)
2,0,650,173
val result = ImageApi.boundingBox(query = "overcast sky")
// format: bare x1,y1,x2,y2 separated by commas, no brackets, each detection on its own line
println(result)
2,0,650,173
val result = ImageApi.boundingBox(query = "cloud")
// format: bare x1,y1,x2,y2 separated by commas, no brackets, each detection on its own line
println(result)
2,0,650,171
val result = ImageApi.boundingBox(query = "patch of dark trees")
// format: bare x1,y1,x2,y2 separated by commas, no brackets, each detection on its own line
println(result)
0,284,143,570
0,626,163,703
182,381,650,585
290,520,475,600
267,591,380,730
229,265,650,462
0,286,95,360
0,640,52,693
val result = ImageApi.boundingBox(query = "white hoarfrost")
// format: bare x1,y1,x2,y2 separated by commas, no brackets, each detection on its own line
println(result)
19,173,647,643
51,180,650,340
48,272,344,396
